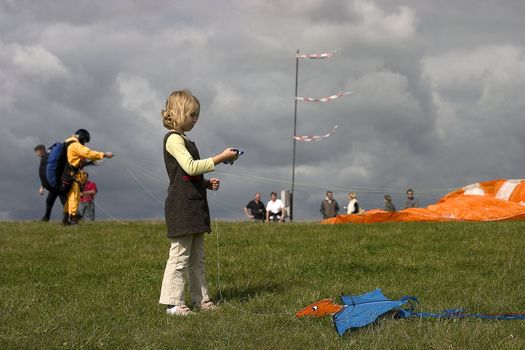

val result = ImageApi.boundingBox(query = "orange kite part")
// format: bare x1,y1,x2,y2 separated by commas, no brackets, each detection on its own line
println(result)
295,299,343,318
322,179,525,224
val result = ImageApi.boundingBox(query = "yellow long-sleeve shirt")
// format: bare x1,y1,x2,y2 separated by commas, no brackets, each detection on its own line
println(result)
65,136,105,168
165,133,215,176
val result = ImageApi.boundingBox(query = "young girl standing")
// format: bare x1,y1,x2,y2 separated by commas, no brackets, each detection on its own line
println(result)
159,89,238,316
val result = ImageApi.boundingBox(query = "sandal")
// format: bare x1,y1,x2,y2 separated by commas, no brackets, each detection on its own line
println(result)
198,301,218,311
166,304,194,316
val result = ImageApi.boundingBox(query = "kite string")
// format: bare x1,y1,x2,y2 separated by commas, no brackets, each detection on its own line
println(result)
94,201,130,225
116,157,288,316
118,157,164,205
214,218,291,317
118,155,457,195
119,160,166,184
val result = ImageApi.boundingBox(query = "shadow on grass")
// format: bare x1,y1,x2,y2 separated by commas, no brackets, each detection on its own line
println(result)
214,282,283,302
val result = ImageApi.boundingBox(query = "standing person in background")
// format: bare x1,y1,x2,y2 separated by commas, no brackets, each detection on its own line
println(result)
266,192,285,222
346,192,360,214
320,191,339,219
34,144,66,221
79,172,97,221
384,194,396,212
404,188,420,209
63,129,113,225
244,192,266,222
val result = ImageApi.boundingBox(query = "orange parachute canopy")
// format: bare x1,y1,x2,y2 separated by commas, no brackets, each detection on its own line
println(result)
322,179,525,224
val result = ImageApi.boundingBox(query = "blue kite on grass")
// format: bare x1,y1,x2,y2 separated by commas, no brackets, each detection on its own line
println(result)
296,288,525,336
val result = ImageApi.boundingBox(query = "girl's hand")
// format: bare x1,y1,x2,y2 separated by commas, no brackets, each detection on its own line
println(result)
213,148,239,165
222,148,239,161
208,178,220,191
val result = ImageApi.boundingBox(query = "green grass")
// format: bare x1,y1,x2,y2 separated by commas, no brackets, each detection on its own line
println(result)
1,221,524,349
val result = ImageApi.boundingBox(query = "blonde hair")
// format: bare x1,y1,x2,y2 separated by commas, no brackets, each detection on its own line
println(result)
161,89,200,131
348,192,357,199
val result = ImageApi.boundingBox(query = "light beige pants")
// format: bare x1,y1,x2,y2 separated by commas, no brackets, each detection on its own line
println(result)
159,233,210,306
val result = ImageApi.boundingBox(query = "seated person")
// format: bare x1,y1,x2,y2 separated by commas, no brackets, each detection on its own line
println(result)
266,192,284,222
404,188,420,209
384,194,396,212
244,192,266,221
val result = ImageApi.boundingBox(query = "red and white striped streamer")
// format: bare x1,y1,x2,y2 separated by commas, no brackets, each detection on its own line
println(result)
294,125,338,142
295,91,353,103
296,50,338,59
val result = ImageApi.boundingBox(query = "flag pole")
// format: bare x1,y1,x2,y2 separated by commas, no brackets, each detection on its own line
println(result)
291,49,299,222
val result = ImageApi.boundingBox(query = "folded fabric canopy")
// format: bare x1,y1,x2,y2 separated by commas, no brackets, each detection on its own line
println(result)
322,179,525,224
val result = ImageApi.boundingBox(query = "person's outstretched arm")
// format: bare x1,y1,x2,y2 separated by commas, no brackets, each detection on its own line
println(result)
166,134,237,176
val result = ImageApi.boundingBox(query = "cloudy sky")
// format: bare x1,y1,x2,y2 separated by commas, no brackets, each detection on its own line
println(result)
1,0,524,221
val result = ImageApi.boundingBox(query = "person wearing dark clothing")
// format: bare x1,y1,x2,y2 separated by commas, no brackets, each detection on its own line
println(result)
34,145,66,221
384,194,396,212
320,191,340,219
244,192,266,221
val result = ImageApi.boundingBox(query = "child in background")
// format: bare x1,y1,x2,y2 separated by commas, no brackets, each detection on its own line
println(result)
79,172,98,221
159,89,238,316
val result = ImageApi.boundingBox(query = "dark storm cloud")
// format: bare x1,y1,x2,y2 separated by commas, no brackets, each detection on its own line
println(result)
1,0,524,221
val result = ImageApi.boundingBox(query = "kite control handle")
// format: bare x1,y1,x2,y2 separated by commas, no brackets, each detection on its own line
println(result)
223,149,244,165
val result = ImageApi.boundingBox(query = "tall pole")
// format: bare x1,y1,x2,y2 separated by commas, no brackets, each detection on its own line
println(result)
291,49,299,222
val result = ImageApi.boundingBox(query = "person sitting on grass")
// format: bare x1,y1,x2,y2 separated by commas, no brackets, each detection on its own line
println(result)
404,188,420,209
384,194,396,212
244,192,266,222
266,192,285,223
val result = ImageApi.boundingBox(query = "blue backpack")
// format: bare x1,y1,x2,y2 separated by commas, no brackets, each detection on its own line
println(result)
45,140,78,194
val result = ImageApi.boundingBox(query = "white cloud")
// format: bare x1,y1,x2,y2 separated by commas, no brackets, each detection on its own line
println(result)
117,73,162,127
424,45,525,89
351,1,416,43
12,44,69,79
1,0,524,220
210,82,242,117
425,45,525,127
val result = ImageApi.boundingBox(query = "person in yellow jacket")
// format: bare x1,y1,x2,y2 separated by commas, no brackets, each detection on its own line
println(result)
63,129,113,225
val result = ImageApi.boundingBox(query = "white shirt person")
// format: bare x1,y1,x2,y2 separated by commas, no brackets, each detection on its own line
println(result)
266,192,284,222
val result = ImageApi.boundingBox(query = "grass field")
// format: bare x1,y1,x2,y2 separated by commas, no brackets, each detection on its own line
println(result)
1,221,524,349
